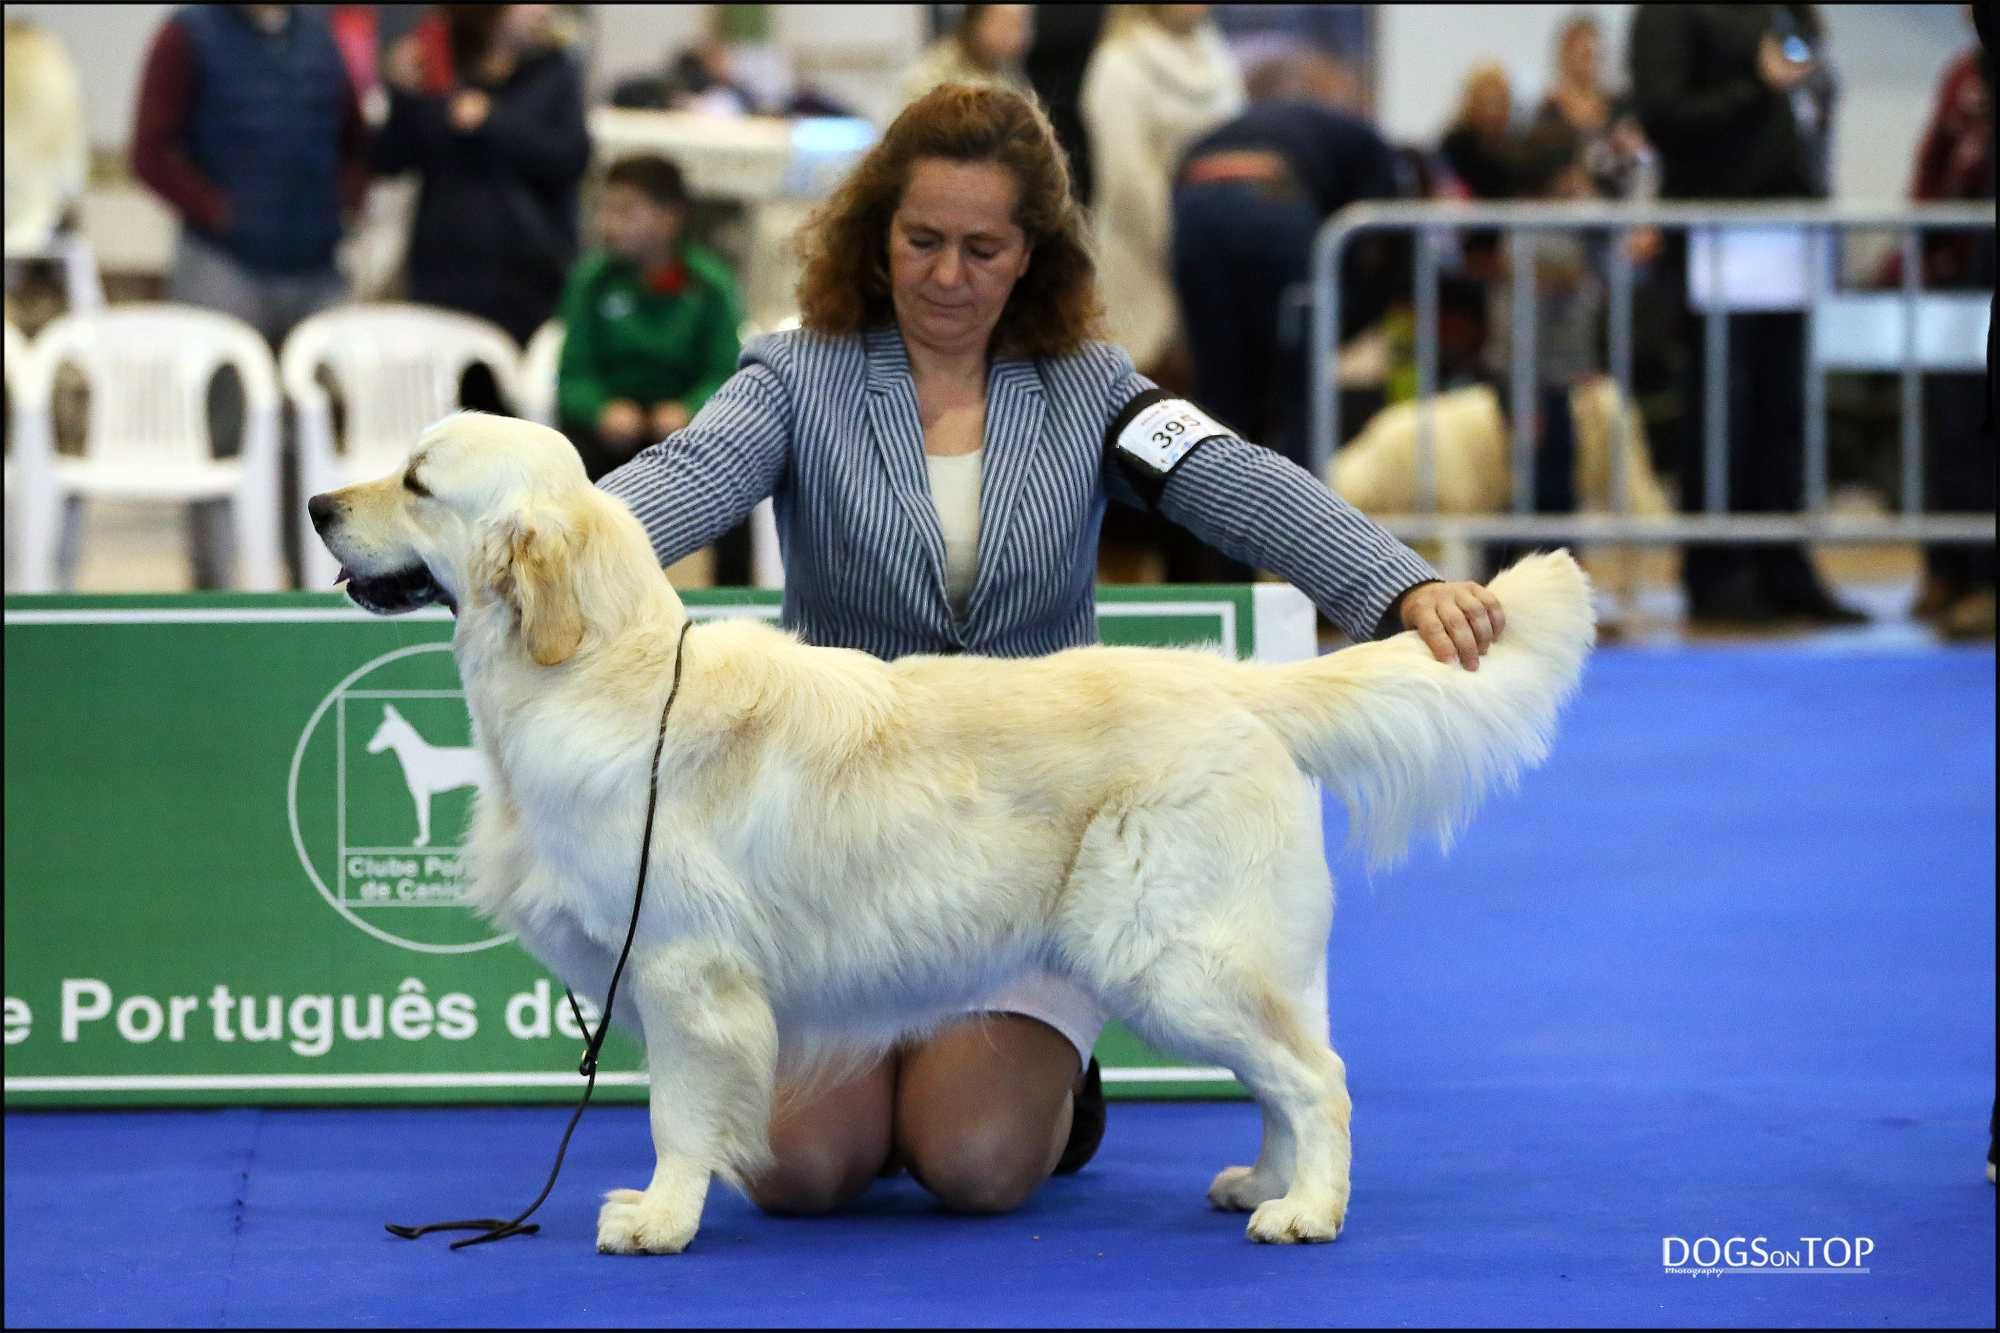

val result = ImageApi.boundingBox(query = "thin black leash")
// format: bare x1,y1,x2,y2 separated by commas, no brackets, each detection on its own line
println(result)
386,619,693,1251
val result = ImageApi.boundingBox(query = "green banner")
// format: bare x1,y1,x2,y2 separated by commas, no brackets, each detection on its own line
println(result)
4,586,1314,1106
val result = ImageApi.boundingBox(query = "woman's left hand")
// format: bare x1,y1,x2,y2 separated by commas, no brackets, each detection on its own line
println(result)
1399,580,1507,671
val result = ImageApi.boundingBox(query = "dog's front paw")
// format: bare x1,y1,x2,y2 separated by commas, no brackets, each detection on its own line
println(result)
1246,1195,1344,1245
1207,1165,1285,1212
597,1186,700,1255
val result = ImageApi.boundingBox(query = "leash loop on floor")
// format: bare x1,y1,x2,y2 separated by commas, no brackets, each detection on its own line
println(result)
387,620,691,1251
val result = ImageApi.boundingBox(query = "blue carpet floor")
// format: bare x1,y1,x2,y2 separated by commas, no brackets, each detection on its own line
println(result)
5,646,1994,1328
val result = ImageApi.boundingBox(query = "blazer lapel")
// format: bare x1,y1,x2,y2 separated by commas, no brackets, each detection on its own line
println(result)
964,356,1046,623
861,325,949,600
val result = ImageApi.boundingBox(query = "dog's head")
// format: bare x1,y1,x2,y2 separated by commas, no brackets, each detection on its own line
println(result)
307,412,671,667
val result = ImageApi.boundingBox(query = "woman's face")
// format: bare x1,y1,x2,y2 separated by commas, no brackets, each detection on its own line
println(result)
968,5,1034,68
888,158,1033,359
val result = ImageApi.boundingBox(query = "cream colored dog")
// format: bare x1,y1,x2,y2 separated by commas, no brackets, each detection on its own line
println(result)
307,412,1596,1255
1327,379,1672,519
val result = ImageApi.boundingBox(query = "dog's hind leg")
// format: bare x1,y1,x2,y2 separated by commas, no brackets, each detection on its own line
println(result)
1126,953,1352,1244
1207,786,1336,1216
1079,765,1346,1239
596,939,779,1256
1100,776,1348,1243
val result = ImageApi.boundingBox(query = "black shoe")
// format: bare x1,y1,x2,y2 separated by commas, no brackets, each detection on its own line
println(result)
1054,1057,1105,1176
1766,585,1871,626
1911,572,1965,621
1759,551,1871,625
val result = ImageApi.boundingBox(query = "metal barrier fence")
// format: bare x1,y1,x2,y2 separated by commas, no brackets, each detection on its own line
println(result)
1305,201,1995,554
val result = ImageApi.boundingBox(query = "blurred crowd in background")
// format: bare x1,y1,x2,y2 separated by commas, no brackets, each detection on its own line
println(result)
3,4,1993,636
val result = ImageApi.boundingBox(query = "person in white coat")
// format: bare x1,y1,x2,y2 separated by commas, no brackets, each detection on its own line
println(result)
1079,5,1243,378
3,18,88,255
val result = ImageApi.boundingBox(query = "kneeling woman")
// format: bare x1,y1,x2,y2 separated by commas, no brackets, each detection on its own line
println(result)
599,83,1504,1216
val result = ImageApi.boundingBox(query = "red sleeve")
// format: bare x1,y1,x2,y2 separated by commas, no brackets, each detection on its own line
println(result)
416,14,455,93
1912,55,1976,201
130,19,231,233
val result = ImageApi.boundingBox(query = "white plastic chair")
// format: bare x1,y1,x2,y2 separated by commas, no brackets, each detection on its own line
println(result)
280,303,523,588
2,233,107,313
10,304,284,592
519,319,565,428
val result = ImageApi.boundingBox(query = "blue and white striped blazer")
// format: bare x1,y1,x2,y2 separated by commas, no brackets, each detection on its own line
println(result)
599,325,1438,659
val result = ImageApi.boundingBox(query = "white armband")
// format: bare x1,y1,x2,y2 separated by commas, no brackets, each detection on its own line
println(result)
1105,390,1234,507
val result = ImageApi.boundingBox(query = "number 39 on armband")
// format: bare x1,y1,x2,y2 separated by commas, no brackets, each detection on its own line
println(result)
1103,390,1234,510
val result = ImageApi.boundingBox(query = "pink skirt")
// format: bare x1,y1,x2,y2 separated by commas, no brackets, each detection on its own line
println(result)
965,969,1108,1070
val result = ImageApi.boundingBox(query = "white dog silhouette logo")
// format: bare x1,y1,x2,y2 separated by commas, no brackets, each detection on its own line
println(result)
365,703,489,848
291,644,512,954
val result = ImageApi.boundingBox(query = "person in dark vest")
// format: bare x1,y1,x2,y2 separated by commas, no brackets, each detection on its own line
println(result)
132,3,368,588
372,4,589,367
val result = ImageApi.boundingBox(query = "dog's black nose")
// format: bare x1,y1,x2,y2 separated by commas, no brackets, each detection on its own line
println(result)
307,493,337,535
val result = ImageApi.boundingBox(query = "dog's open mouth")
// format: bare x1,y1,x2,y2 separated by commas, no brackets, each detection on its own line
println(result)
336,564,449,615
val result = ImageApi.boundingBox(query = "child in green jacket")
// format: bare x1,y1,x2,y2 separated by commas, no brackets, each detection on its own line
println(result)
558,152,749,578
558,155,741,471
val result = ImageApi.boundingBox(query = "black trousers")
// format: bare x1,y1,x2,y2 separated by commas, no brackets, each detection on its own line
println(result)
1484,379,1581,577
1920,289,1996,592
1672,307,1837,604
1923,222,1995,591
1650,228,1834,603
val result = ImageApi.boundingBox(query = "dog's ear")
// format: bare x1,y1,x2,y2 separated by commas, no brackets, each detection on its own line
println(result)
479,510,584,667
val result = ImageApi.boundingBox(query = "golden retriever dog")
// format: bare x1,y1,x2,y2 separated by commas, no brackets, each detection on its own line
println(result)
307,412,1595,1254
1327,379,1672,520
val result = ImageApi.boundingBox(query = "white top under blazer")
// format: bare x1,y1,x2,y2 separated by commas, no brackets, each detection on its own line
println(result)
925,446,985,617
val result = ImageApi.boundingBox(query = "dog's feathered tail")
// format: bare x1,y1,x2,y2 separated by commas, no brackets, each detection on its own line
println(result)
1239,550,1596,868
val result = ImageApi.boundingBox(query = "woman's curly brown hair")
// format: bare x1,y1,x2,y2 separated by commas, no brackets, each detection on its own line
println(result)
794,83,1104,358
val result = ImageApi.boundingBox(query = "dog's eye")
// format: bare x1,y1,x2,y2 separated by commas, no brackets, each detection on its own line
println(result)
404,471,432,498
